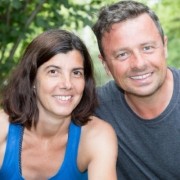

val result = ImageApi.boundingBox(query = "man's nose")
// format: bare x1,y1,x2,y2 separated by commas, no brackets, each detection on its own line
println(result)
130,51,146,70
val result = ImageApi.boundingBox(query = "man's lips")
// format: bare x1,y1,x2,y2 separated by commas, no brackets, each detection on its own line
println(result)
130,72,152,80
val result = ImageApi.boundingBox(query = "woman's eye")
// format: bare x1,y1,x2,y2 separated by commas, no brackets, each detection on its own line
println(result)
73,70,84,77
48,69,58,76
50,69,56,73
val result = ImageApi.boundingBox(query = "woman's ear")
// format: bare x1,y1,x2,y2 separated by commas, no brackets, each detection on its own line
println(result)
32,84,36,94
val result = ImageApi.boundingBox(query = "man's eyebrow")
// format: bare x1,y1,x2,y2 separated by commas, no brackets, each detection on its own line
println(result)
140,41,157,46
112,48,129,55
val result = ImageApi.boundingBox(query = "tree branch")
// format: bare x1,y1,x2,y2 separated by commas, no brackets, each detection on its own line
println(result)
8,0,47,61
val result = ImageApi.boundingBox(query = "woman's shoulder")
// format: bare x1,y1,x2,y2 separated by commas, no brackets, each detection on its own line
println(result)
0,109,10,167
78,116,118,179
0,109,9,142
82,116,117,146
85,116,115,133
0,109,9,127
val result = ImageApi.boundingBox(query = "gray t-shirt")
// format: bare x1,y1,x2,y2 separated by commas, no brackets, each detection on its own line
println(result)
95,68,180,180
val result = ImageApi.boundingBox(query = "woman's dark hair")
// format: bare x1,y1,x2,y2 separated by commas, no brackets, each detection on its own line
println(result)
1,29,97,128
92,0,164,58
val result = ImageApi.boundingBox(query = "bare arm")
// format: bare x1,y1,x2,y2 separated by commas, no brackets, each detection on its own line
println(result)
79,116,118,180
0,110,9,168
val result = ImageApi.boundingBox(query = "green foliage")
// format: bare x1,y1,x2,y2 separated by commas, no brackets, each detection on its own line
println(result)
0,0,98,88
0,0,180,90
153,0,180,67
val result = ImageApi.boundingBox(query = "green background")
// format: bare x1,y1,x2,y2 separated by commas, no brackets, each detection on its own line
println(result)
0,0,180,90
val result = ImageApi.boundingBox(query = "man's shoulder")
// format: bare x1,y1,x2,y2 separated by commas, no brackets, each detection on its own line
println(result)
97,80,119,94
96,80,123,102
169,67,180,74
169,67,180,82
97,80,115,101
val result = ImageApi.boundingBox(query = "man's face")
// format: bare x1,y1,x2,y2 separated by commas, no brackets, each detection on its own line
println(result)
101,13,168,97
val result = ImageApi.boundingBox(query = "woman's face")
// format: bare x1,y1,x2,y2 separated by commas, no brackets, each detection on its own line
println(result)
35,50,85,121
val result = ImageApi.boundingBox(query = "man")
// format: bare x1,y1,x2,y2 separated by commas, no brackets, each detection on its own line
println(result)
92,1,180,179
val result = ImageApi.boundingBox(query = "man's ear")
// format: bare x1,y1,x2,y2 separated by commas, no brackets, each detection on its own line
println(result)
164,36,168,59
98,54,111,76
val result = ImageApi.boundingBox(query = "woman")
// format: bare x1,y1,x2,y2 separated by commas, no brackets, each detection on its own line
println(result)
0,29,117,180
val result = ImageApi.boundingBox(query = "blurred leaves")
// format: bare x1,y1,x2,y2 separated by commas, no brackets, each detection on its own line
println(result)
0,0,98,88
0,0,180,89
153,0,180,67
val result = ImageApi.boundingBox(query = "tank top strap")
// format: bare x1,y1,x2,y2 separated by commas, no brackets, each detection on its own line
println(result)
0,123,24,179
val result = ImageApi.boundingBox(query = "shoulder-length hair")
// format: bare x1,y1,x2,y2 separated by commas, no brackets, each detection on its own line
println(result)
1,29,97,128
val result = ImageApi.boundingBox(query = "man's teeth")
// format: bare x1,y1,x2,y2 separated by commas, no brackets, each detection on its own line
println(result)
131,73,151,80
56,96,71,101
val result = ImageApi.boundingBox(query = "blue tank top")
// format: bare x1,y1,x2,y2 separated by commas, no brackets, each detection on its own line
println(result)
0,122,88,180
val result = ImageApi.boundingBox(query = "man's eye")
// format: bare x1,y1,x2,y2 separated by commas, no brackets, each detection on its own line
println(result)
119,52,126,57
144,46,151,50
116,52,130,61
143,46,154,53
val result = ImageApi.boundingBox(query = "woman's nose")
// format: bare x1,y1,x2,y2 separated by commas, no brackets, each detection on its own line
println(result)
59,75,72,90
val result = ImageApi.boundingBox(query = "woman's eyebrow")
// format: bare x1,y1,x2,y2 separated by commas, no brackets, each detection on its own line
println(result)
45,65,61,70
